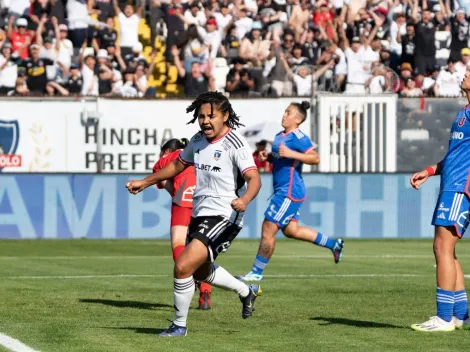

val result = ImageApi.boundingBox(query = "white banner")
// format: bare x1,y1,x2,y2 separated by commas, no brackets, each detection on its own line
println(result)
0,98,312,173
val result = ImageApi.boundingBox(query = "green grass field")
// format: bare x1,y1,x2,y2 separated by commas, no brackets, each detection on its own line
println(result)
1,239,470,352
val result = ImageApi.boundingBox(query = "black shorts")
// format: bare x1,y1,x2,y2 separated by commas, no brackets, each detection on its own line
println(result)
187,216,242,262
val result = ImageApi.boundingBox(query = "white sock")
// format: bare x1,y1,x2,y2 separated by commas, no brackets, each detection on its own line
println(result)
205,264,250,298
173,276,195,327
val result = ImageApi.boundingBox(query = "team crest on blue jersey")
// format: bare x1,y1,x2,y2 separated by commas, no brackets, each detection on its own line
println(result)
458,117,466,127
213,150,222,160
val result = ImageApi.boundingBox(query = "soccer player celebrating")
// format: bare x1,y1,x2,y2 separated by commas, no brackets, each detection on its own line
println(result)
410,73,470,332
153,138,212,310
238,101,344,282
127,92,262,337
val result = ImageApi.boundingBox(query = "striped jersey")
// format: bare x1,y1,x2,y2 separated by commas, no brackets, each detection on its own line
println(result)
179,128,257,226
271,128,316,201
440,104,470,196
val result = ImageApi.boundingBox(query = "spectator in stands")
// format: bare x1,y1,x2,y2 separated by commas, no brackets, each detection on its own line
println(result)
456,47,470,75
411,3,436,75
162,0,186,65
233,8,253,40
181,2,206,28
88,0,115,22
213,3,232,37
0,42,17,95
280,51,334,96
113,0,144,58
225,57,254,96
268,31,295,96
118,68,139,97
398,62,414,91
220,24,240,62
93,16,118,51
80,53,98,96
66,0,91,48
29,0,52,35
53,19,73,73
200,17,221,60
397,22,415,68
420,64,440,94
449,8,469,61
8,0,30,21
253,139,273,173
55,63,82,95
171,45,214,97
21,43,53,95
239,21,270,67
7,17,32,60
288,0,311,42
390,11,406,71
432,4,450,31
366,62,389,93
7,70,29,96
400,77,423,97
182,24,208,72
434,58,461,97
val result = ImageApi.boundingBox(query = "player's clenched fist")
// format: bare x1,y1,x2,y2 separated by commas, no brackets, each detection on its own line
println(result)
258,150,268,162
278,143,293,158
126,180,148,194
231,198,247,212
410,170,429,190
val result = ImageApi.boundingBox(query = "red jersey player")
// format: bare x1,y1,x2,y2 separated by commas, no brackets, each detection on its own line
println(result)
153,138,212,310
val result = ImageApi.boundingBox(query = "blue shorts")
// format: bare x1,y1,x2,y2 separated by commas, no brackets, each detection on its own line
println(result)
432,191,470,237
264,194,302,228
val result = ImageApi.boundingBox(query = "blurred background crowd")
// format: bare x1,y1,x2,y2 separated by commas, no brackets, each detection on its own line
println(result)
0,0,469,98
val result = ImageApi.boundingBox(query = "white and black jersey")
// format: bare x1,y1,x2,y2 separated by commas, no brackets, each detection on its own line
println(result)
179,129,257,226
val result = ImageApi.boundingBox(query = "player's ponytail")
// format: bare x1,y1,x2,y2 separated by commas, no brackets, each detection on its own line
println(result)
161,138,190,154
290,100,311,124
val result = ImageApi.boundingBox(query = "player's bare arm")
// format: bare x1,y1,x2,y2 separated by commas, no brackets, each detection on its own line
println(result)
231,169,261,212
278,143,320,165
127,159,187,194
410,160,444,190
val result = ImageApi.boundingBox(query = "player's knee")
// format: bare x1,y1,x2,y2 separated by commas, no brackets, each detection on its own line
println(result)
282,227,295,238
174,259,192,278
261,221,277,240
433,235,454,259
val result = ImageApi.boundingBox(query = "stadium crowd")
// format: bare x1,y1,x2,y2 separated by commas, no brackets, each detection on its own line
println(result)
0,0,469,97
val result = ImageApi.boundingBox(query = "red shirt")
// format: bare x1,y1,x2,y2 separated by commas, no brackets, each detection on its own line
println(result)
10,31,31,60
253,151,273,173
153,150,195,208
313,11,335,39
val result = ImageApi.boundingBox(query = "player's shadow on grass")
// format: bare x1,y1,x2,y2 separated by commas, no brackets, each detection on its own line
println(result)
79,299,173,310
105,327,167,335
311,317,404,329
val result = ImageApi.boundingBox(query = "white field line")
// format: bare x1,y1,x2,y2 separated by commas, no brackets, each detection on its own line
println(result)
0,273,438,280
0,332,39,352
0,254,463,260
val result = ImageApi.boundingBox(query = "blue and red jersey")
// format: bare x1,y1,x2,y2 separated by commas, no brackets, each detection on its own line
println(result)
271,129,316,202
440,104,470,197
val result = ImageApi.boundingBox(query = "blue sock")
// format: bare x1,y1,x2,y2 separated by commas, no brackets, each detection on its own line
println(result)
454,289,469,320
251,254,269,275
436,287,455,322
313,232,337,250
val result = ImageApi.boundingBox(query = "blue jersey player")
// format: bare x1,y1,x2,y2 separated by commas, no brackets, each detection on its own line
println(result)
410,74,470,332
238,101,344,282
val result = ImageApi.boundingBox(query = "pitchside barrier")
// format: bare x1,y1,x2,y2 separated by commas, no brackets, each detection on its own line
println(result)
315,94,398,173
0,97,313,173
0,174,443,239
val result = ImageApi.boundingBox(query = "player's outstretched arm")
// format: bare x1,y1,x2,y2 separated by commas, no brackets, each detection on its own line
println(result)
126,159,187,194
231,169,261,212
410,161,443,190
